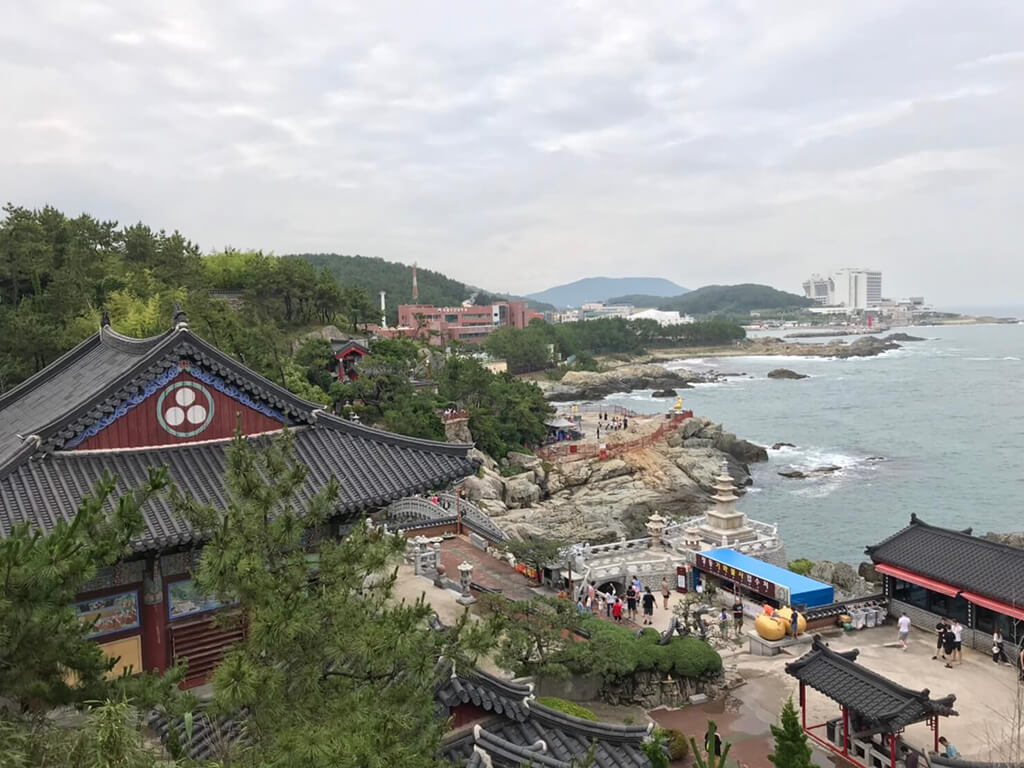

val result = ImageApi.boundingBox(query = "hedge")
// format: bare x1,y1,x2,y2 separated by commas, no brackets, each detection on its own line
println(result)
565,620,722,681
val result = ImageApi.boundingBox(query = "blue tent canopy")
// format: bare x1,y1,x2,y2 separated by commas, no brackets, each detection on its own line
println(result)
695,548,834,608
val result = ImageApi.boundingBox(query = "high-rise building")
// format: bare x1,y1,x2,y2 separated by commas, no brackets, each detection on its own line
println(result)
828,268,882,309
802,274,833,305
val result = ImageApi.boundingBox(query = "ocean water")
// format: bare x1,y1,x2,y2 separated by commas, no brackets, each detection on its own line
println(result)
597,324,1024,564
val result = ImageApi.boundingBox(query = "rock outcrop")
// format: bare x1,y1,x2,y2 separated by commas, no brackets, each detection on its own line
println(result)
778,465,840,479
651,388,677,398
883,332,926,342
537,364,716,401
467,418,768,543
830,336,900,359
767,368,808,380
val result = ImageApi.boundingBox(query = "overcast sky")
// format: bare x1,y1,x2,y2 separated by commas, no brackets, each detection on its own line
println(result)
3,2,1023,306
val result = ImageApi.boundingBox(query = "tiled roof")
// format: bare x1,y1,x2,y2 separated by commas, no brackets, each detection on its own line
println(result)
0,318,477,551
786,636,957,732
0,326,170,466
866,514,1024,607
438,666,653,768
146,708,249,762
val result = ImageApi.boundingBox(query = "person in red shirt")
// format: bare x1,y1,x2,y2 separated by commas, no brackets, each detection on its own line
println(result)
612,596,623,622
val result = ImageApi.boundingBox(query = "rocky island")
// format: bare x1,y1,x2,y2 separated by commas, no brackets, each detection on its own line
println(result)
536,363,720,401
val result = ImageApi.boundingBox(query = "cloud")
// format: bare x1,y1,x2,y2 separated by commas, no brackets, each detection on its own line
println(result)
0,0,1022,305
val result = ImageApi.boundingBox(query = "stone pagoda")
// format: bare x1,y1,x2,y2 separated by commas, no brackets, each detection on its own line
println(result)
697,463,757,545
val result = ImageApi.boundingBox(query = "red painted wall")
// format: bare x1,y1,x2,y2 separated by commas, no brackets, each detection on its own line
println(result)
78,372,284,450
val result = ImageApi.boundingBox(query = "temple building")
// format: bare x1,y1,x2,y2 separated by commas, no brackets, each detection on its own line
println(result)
867,514,1024,650
0,308,477,685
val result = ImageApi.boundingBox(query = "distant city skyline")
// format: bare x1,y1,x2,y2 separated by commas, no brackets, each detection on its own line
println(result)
2,2,1023,307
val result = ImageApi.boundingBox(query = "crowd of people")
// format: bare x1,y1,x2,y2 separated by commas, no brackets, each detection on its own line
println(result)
594,412,629,441
897,612,1024,681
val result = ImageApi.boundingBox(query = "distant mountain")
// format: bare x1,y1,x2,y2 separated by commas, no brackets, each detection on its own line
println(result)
526,277,688,309
657,284,813,315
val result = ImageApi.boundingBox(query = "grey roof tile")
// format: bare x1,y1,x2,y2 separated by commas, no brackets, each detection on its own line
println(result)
786,636,957,732
866,514,1024,607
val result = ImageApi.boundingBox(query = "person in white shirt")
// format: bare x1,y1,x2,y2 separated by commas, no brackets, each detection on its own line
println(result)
897,613,911,651
951,620,964,665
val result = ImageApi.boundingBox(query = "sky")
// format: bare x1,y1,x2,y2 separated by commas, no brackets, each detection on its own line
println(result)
2,1,1023,306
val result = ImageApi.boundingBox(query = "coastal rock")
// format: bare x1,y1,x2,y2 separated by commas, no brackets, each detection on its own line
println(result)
444,417,474,444
463,467,505,501
858,562,882,584
537,363,712,401
767,368,808,380
982,532,1024,550
507,451,547,484
883,332,926,342
831,336,900,359
468,448,497,472
772,442,796,450
651,388,677,398
778,465,840,479
504,475,543,509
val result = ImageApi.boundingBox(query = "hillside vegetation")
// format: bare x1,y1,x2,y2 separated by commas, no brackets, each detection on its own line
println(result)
616,283,813,316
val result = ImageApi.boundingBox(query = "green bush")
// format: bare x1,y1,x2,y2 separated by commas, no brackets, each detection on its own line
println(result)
568,618,723,681
788,559,815,576
663,728,690,760
536,697,598,721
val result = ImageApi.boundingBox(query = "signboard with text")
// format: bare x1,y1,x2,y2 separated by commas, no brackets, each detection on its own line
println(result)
694,554,777,600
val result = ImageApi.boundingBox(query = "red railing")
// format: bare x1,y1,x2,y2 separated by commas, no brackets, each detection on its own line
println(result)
536,411,693,462
442,409,469,422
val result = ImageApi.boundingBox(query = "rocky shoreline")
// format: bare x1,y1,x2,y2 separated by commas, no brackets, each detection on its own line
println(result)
463,417,767,543
643,332,925,362
536,363,719,401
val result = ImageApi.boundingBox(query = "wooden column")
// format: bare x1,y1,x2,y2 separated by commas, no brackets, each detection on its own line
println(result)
841,706,849,756
140,557,169,674
889,733,897,768
799,682,806,729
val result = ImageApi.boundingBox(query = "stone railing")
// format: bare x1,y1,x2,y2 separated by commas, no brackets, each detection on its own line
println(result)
585,537,653,556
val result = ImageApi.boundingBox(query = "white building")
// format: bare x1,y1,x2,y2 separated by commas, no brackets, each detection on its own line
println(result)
580,302,634,320
830,268,882,309
629,308,695,326
802,274,833,305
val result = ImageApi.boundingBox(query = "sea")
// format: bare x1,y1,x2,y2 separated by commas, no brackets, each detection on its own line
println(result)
596,320,1024,564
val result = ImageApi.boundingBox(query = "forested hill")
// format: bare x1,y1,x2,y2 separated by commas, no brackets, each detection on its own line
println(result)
296,253,553,321
615,283,813,316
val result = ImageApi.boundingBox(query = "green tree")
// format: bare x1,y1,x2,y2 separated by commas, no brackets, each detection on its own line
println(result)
340,283,378,332
174,430,494,768
0,468,171,711
481,595,580,677
506,536,568,584
768,696,815,768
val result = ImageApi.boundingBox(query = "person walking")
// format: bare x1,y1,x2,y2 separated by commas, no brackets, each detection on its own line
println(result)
900,746,920,768
790,607,802,639
933,618,949,660
951,619,964,665
993,629,1009,664
661,577,671,610
586,581,596,616
719,608,729,638
642,587,656,626
897,612,911,651
612,595,623,623
626,583,638,622
938,737,960,758
732,596,745,636
604,589,615,618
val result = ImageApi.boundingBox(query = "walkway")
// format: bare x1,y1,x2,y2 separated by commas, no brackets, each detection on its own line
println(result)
439,536,540,602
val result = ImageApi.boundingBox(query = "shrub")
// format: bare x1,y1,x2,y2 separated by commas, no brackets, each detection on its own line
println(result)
788,559,815,576
536,697,598,721
664,729,690,760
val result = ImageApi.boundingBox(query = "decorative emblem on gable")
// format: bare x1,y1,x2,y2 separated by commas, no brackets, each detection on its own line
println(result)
156,381,215,438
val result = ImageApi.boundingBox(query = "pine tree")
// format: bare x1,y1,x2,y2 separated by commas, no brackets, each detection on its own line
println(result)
768,696,815,768
174,429,494,768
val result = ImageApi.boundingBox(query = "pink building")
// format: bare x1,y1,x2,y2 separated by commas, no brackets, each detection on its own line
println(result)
396,301,542,345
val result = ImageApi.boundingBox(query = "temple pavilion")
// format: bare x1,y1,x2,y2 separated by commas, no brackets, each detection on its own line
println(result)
0,308,477,685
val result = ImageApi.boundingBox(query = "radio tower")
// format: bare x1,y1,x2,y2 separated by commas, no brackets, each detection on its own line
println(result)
412,262,419,302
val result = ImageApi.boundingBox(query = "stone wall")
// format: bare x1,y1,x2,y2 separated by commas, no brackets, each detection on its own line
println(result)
536,670,725,709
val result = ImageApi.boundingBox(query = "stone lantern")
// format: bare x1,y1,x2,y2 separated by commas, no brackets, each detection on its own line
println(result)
457,561,476,605
646,512,667,548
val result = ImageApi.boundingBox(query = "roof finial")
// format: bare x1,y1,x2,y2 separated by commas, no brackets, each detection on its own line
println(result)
100,308,110,328
172,302,189,331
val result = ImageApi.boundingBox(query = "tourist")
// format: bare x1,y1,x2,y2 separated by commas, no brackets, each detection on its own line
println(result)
897,612,911,651
938,737,960,758
624,417,629,430
790,607,801,639
900,746,920,768
695,578,704,596
632,575,643,595
661,577,671,610
942,623,957,668
642,587,656,625
604,588,615,617
626,583,638,621
587,581,596,615
933,618,949,660
704,727,722,757
993,629,1009,664
612,596,623,623
951,619,964,665
719,608,729,637
732,596,744,636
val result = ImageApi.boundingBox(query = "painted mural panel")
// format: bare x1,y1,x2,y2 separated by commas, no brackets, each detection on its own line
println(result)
75,590,140,638
166,578,226,620
76,368,285,450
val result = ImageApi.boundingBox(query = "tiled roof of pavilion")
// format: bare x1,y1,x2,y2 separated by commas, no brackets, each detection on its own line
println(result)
786,636,957,733
0,312,477,552
866,514,1024,608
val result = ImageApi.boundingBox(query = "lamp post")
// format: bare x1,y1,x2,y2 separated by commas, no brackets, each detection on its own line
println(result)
457,561,476,605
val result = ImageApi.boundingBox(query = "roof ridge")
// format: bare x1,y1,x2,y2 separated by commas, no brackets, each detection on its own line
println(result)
527,700,653,741
867,515,1024,561
0,332,103,411
316,411,475,456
